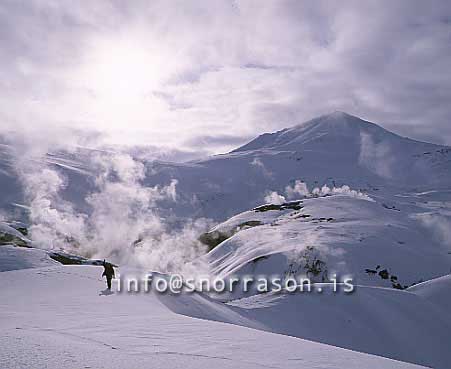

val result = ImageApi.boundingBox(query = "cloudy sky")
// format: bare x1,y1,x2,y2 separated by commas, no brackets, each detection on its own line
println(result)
1,0,450,155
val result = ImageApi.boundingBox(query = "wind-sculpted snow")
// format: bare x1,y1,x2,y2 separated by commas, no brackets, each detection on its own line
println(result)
203,193,451,300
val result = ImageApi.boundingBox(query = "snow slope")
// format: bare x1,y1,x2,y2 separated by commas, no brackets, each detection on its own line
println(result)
1,112,450,222
159,276,451,368
0,265,424,369
1,112,451,368
171,190,451,368
202,192,451,300
0,244,57,271
0,143,23,215
224,285,451,369
145,112,451,220
408,274,451,313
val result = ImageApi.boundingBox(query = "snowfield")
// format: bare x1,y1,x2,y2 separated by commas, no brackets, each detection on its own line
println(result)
1,112,451,368
0,265,428,369
0,244,57,272
224,285,451,368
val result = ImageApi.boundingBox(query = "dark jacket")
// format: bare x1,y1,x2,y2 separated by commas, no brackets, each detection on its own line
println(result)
102,263,115,278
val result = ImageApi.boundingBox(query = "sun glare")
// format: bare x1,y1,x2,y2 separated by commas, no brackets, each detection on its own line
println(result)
83,39,164,102
75,36,173,128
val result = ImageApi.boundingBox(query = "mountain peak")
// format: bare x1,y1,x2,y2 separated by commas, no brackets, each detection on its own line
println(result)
324,110,354,119
301,111,378,129
234,112,388,152
303,112,387,134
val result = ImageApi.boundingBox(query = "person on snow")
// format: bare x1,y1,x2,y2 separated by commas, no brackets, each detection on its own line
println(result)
102,260,115,290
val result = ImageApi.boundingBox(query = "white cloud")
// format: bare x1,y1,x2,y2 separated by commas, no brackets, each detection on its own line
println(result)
414,212,451,251
358,132,396,179
285,180,309,199
284,180,373,201
264,191,286,205
311,184,373,201
1,1,450,151
250,157,272,178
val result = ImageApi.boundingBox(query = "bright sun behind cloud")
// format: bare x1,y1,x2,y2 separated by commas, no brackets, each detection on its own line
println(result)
73,33,178,135
83,38,164,101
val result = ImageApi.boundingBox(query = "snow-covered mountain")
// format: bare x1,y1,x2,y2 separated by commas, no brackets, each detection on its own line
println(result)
2,112,450,222
202,191,451,296
145,111,451,220
1,112,451,368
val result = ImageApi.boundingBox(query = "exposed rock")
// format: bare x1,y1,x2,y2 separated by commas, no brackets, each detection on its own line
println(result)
285,246,328,282
199,220,264,251
0,232,29,248
365,265,409,290
378,269,389,279
253,201,303,212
